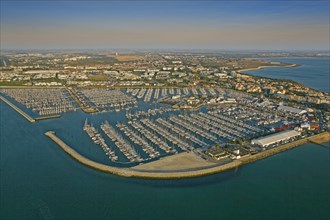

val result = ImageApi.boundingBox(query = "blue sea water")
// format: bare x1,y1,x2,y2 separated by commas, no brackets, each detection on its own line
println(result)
245,57,330,92
1,58,330,220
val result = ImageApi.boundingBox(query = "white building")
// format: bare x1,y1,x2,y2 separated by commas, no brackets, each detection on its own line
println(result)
278,105,307,115
24,70,59,75
251,130,301,147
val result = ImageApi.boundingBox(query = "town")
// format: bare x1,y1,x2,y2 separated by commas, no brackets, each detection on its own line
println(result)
1,51,329,108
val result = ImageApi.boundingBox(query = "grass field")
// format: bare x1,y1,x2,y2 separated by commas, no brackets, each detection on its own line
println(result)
111,55,144,62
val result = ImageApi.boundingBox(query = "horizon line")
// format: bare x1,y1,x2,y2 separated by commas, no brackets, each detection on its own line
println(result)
1,48,329,53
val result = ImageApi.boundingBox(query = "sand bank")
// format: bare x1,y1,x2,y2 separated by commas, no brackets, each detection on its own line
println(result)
133,152,216,171
237,63,298,73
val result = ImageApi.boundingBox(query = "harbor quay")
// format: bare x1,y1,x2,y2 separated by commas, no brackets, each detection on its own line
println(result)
45,131,330,179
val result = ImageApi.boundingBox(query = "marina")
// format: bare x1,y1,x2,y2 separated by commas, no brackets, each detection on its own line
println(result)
0,86,328,169
116,123,160,159
78,88,137,112
83,119,118,162
129,120,176,154
45,130,330,178
1,88,75,117
101,121,142,163
1,88,328,219
1,0,330,218
67,87,98,113
0,53,329,220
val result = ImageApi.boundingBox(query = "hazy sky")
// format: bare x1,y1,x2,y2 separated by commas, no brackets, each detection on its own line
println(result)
1,1,329,50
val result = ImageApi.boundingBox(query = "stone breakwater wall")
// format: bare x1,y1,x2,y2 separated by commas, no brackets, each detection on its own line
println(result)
45,131,329,179
0,95,35,123
45,131,241,179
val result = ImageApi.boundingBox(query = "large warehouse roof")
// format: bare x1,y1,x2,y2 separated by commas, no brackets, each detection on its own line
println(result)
278,105,306,115
252,130,301,147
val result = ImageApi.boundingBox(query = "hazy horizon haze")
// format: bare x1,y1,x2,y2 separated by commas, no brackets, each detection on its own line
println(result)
1,1,329,50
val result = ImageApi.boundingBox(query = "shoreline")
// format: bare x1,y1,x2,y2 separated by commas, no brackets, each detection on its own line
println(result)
45,131,329,179
237,63,298,73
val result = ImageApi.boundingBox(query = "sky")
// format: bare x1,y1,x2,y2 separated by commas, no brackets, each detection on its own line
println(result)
1,0,329,50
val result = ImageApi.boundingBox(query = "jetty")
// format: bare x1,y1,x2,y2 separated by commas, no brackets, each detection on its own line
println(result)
35,115,61,121
0,95,35,123
45,131,329,179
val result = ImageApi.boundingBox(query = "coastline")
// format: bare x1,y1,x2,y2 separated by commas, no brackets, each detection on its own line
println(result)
45,131,330,179
237,63,298,73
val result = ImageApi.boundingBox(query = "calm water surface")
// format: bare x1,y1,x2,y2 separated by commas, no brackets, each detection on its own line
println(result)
245,57,330,92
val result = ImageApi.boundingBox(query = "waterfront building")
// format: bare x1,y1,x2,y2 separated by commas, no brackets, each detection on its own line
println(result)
251,130,301,148
205,148,230,160
278,105,307,115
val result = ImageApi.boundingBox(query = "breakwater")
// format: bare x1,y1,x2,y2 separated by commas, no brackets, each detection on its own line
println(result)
45,131,241,179
0,95,35,123
35,115,61,121
45,131,330,179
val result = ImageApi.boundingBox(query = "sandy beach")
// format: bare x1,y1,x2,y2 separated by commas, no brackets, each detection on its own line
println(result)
237,63,298,73
133,152,217,171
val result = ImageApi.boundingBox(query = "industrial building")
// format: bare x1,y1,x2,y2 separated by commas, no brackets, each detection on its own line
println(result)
251,130,301,148
278,105,307,115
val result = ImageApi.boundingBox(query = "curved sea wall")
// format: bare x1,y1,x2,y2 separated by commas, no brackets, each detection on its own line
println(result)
45,131,242,179
45,131,330,179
